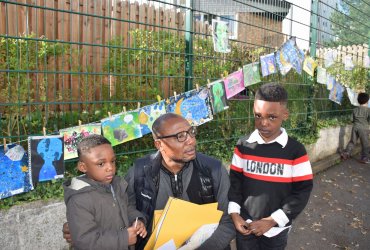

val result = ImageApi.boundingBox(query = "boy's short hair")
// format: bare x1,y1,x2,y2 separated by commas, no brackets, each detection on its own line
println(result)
357,93,369,105
77,134,111,159
255,83,288,105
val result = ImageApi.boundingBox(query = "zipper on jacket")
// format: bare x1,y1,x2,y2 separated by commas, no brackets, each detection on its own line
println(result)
110,185,117,206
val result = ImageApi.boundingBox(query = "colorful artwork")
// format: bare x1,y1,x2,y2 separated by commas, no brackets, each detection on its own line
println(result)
242,62,261,87
329,81,344,105
344,55,354,70
29,135,64,184
101,111,143,146
275,37,304,75
346,88,360,106
60,123,101,160
303,56,317,77
224,70,245,99
316,66,327,84
324,50,335,68
326,75,335,91
138,101,166,136
166,88,213,126
212,19,231,53
364,55,369,68
0,144,33,199
208,80,229,114
260,53,277,77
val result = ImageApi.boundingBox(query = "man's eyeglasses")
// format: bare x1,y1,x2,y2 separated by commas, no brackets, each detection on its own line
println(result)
156,126,197,142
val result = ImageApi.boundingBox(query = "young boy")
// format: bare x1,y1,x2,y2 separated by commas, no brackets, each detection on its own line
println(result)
340,92,370,163
228,83,313,249
63,134,147,250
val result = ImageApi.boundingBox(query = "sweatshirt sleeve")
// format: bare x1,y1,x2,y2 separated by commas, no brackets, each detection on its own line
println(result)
278,145,313,223
66,195,130,250
196,165,236,250
228,146,246,207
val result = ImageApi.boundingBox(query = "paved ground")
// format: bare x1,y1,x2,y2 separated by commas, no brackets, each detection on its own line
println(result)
287,157,370,250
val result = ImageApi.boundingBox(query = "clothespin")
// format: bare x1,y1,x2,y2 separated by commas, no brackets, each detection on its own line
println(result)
3,138,7,152
207,79,211,87
122,106,127,113
157,95,162,103
174,91,177,100
108,112,113,121
238,67,242,72
78,120,82,126
196,84,200,91
137,102,141,110
43,127,46,137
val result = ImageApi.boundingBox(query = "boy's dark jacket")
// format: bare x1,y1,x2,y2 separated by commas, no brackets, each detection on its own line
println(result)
63,175,144,250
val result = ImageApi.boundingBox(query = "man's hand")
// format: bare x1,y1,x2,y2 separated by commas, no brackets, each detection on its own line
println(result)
247,217,277,237
62,222,72,244
134,220,147,238
230,213,252,235
127,225,139,246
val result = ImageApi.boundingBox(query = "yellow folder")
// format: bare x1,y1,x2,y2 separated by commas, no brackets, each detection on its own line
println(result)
144,197,223,250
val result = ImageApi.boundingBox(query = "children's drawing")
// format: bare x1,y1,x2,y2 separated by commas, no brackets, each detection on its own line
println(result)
329,81,344,105
346,88,359,106
260,53,277,77
364,55,369,68
243,62,261,87
275,37,304,75
29,135,64,184
344,55,354,70
326,75,335,91
324,50,335,68
101,111,143,146
303,56,317,77
208,80,229,114
60,123,101,160
212,19,231,53
0,144,33,199
166,88,213,126
138,101,166,136
316,66,327,84
224,70,245,99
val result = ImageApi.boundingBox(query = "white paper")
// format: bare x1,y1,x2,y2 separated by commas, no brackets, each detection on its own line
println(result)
157,239,177,250
246,219,290,238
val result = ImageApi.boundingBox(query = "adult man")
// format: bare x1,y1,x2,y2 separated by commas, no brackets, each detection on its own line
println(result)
64,113,235,249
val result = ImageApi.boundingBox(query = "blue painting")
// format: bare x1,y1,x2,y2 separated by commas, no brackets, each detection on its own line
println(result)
138,101,166,136
166,88,213,126
0,144,33,199
29,135,64,183
275,37,304,75
329,81,344,105
260,53,277,77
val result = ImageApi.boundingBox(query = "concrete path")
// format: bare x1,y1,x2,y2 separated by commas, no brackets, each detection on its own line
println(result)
287,157,370,250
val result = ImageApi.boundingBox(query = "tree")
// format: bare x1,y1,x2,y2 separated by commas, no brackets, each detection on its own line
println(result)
328,0,370,46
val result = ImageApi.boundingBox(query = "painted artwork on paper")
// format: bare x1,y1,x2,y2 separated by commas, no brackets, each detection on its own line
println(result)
275,37,304,75
344,55,354,70
166,88,213,126
364,55,369,68
224,70,245,99
346,88,359,106
212,19,231,53
29,135,64,184
60,123,101,160
324,49,336,68
101,111,143,146
138,101,166,136
316,66,327,84
260,53,277,77
208,79,229,114
243,62,261,87
326,75,335,90
0,144,33,199
303,56,317,77
329,81,344,105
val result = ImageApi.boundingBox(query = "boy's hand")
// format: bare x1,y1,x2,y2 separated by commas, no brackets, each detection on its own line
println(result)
62,222,72,244
230,213,252,235
248,217,277,236
134,220,147,238
127,225,138,245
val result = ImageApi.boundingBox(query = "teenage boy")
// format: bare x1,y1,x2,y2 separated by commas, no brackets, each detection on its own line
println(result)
228,83,313,249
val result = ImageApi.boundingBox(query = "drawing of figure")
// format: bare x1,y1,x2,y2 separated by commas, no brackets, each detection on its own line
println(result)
212,82,226,113
37,138,63,181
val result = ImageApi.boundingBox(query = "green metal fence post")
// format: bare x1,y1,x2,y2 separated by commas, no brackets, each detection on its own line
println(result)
185,0,194,92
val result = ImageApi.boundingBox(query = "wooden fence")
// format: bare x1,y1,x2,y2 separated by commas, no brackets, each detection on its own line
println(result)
316,44,369,67
0,0,211,111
